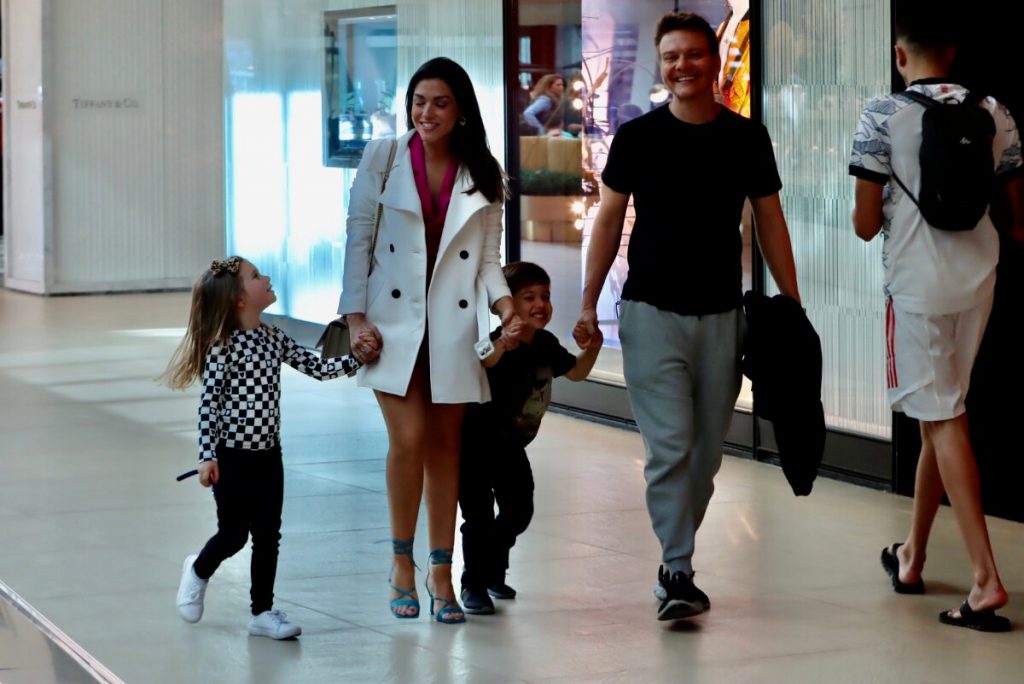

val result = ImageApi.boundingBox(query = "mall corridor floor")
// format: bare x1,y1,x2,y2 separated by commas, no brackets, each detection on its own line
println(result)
0,288,1021,684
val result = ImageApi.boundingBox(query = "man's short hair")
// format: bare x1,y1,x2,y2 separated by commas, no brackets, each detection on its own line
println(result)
503,261,550,295
895,0,956,51
654,12,719,55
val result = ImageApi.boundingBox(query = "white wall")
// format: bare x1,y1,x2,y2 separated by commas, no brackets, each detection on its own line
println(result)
3,0,224,294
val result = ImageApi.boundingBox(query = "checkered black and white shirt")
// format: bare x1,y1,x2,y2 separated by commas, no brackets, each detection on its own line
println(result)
198,325,359,461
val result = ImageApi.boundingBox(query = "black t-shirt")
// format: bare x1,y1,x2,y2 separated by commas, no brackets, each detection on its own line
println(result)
601,105,782,315
466,327,577,447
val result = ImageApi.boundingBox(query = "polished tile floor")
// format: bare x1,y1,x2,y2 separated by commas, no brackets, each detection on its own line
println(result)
0,288,1021,684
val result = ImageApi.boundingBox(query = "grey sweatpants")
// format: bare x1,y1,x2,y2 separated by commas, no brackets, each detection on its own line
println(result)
619,300,744,576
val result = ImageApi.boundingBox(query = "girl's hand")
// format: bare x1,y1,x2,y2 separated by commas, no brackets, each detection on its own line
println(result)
345,314,383,364
198,460,219,488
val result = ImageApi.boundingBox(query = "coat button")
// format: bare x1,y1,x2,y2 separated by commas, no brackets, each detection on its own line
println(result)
392,289,401,298
459,299,468,309
389,244,395,253
459,250,469,259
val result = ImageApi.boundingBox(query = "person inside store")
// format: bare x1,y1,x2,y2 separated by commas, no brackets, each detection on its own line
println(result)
522,73,566,136
573,11,801,622
338,56,521,624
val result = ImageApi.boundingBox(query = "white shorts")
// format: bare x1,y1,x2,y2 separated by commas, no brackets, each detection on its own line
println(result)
885,295,993,421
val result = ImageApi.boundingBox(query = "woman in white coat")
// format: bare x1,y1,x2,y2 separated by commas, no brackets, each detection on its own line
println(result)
339,58,519,624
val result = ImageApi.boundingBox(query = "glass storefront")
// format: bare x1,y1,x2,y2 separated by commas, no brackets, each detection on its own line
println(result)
511,0,757,405
223,0,505,327
223,0,896,481
506,0,894,478
761,0,892,439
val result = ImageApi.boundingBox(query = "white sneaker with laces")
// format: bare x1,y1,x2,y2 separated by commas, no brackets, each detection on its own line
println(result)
176,554,208,623
248,610,302,639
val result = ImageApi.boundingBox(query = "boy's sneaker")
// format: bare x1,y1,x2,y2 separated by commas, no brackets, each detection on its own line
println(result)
487,581,517,600
460,587,496,615
175,554,208,623
248,610,302,639
656,568,709,621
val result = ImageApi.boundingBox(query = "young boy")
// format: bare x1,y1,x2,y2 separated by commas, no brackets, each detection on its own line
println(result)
849,3,1021,632
459,261,603,615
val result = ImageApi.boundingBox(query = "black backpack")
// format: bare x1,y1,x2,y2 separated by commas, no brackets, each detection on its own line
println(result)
893,90,996,231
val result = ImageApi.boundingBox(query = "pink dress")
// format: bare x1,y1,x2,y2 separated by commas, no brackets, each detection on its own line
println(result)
409,133,459,286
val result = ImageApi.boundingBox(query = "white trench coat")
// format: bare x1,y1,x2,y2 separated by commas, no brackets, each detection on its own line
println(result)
338,131,510,403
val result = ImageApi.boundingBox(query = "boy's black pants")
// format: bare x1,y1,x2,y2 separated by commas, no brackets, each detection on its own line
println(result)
459,437,535,591
192,443,284,615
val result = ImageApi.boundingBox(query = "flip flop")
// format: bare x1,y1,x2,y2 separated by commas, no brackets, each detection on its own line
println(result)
880,543,924,594
939,600,1011,632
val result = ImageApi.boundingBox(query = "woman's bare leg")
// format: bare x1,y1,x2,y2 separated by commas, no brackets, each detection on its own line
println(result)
375,362,432,616
423,399,466,619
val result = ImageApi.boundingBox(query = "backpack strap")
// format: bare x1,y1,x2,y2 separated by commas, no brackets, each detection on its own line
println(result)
961,91,987,108
891,90,933,211
901,87,987,109
899,89,937,108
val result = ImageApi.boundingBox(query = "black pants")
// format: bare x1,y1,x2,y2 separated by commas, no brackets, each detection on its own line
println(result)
459,435,535,590
192,444,284,615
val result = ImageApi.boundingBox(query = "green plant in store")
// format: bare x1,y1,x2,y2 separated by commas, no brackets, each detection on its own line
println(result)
518,169,590,196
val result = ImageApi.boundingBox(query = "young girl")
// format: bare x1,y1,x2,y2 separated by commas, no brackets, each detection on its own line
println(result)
163,256,360,639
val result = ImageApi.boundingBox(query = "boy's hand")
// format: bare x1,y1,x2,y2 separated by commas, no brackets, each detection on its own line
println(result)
198,460,219,488
573,308,598,348
500,316,524,350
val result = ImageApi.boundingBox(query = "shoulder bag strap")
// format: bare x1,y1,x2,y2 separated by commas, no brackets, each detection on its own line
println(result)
368,139,398,276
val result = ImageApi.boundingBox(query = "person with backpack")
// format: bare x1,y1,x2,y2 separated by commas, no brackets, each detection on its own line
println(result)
849,4,1023,632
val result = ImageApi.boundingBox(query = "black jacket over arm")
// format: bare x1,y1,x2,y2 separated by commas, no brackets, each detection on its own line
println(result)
741,291,826,496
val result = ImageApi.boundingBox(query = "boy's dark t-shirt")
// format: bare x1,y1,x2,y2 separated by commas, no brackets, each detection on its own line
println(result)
600,104,782,315
466,326,577,447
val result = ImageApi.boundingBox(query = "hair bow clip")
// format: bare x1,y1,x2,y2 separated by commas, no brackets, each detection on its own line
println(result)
210,256,241,276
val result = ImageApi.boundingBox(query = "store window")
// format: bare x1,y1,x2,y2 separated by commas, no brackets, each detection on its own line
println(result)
761,0,891,438
512,0,754,407
323,7,398,168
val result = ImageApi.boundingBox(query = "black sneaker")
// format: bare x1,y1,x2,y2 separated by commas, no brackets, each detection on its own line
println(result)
657,569,708,621
460,586,495,615
657,566,710,609
487,582,517,600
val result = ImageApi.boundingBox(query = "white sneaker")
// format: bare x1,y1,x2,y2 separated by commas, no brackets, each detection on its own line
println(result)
248,610,302,639
176,554,208,623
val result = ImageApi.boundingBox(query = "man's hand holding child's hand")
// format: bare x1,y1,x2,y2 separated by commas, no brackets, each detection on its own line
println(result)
577,322,603,350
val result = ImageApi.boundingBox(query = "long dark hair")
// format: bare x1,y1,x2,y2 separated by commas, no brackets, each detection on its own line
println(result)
405,57,506,203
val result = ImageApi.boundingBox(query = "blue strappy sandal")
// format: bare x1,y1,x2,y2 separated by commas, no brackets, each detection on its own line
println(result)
388,539,420,619
426,548,466,624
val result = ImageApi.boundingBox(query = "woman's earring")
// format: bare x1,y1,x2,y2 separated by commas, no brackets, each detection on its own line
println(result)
458,116,467,127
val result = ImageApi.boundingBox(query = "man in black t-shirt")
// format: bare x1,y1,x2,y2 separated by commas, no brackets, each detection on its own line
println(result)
574,12,801,622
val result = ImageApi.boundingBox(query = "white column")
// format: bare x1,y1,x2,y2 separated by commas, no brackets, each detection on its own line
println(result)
3,0,50,293
2,0,224,295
